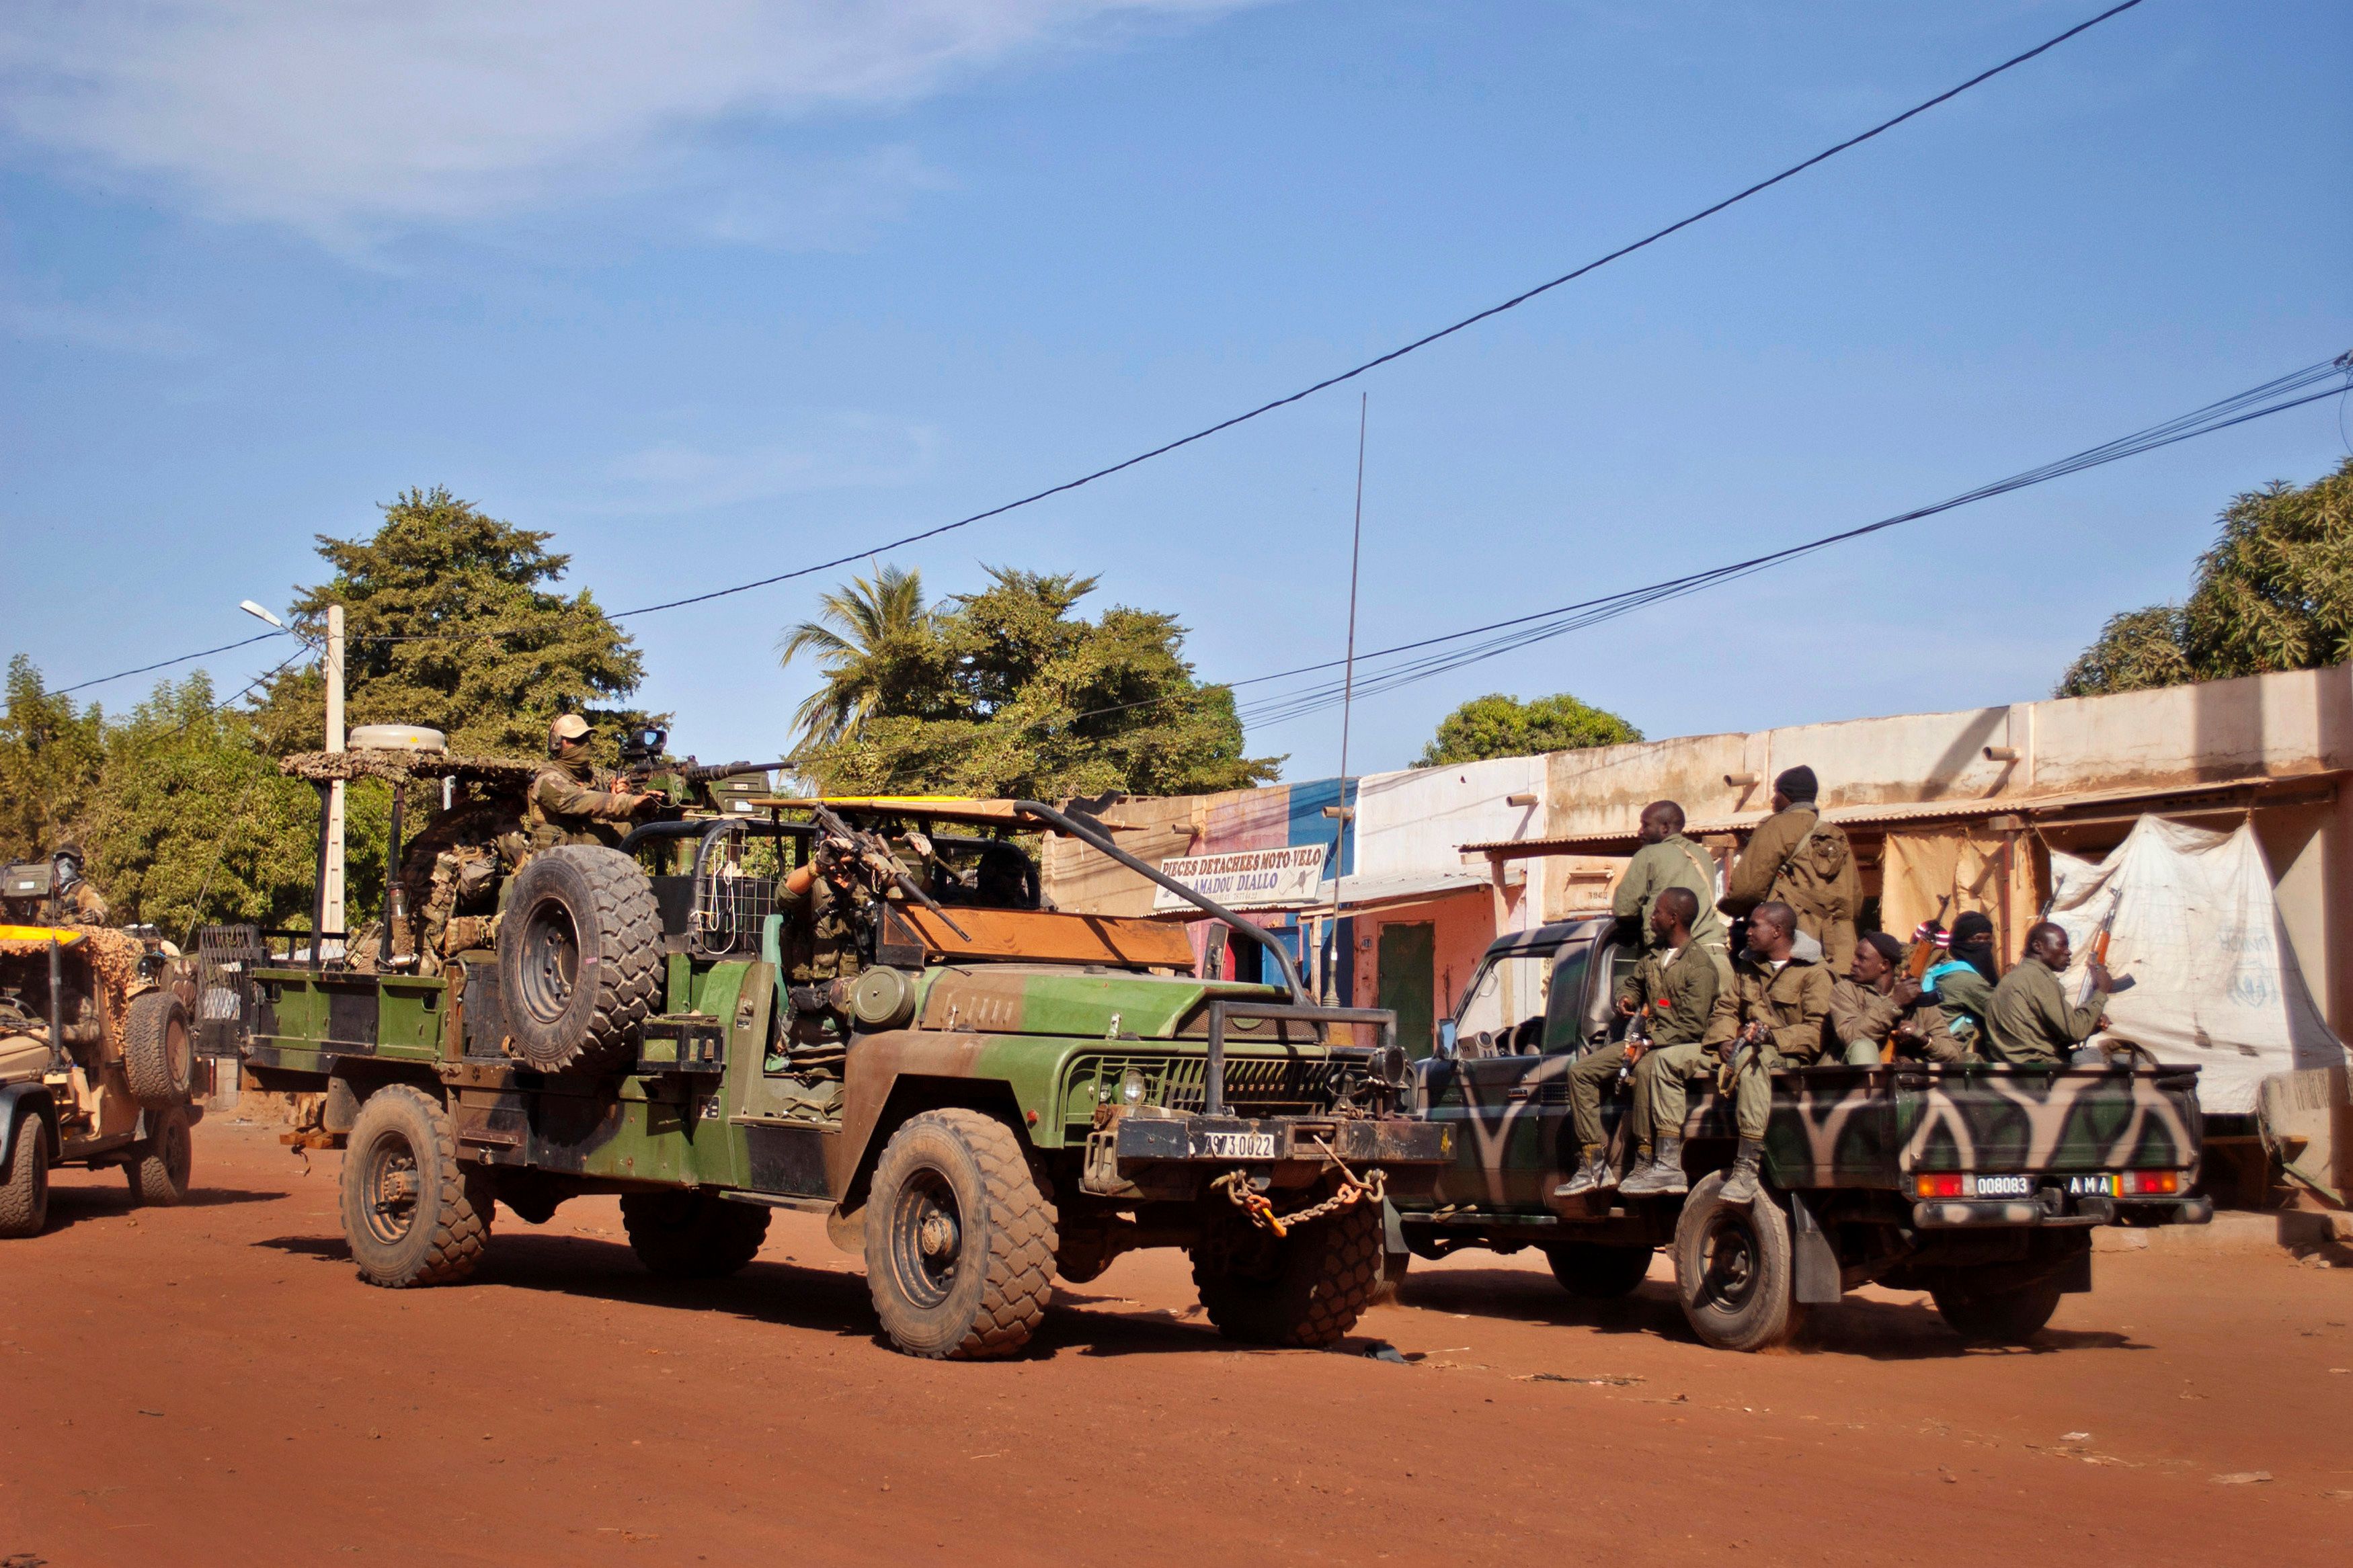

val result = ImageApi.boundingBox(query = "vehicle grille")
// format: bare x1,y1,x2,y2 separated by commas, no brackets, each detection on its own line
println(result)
1066,1051,1332,1119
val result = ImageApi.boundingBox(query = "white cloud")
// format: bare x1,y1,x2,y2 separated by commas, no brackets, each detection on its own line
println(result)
0,1,1256,245
600,413,942,513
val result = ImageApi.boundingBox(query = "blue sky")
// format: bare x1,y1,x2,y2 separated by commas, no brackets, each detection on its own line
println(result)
3,0,2348,780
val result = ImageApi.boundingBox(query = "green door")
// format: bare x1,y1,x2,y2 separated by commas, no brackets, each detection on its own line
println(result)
1378,921,1437,1059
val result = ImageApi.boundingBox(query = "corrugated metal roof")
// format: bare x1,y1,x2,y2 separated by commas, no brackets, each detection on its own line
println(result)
1462,773,2344,859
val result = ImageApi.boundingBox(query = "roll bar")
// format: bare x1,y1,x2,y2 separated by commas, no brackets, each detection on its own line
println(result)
1010,800,1310,1006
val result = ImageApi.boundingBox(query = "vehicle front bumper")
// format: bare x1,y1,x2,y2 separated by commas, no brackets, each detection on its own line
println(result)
1082,1112,1452,1202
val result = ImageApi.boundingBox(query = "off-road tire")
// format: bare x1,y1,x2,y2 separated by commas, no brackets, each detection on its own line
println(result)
123,990,195,1108
125,1104,194,1206
1672,1171,1805,1352
499,846,662,1074
1546,1241,1655,1299
340,1085,493,1288
621,1191,771,1279
864,1109,1057,1360
1191,1195,1385,1349
1932,1276,2064,1345
0,1113,50,1239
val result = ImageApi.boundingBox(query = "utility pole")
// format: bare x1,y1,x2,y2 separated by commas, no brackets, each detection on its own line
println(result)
323,602,346,951
1322,395,1369,1007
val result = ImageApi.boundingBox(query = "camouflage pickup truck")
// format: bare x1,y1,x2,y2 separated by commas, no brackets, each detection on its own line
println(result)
210,754,1445,1360
1389,916,2211,1351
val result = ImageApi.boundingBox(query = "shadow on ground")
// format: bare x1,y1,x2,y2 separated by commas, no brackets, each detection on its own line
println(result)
1391,1264,2147,1360
253,1227,1244,1360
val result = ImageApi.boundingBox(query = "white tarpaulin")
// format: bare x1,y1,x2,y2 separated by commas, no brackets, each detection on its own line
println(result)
2046,816,2351,1114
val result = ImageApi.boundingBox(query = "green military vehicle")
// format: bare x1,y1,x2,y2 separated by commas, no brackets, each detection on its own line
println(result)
207,749,1446,1359
1388,916,2211,1352
1,919,202,1237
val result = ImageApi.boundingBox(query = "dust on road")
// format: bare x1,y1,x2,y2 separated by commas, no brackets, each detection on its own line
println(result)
3,1121,2347,1567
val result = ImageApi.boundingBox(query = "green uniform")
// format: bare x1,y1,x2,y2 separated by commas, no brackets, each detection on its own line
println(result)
1612,835,1726,954
525,759,641,852
1640,947,1830,1143
1568,941,1720,1155
1723,804,1860,973
1925,961,1996,1053
1984,958,2106,1067
1827,977,1968,1065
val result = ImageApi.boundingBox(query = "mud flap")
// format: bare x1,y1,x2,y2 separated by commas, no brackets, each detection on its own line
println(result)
2055,1245,2093,1294
1382,1196,1409,1270
1788,1191,1842,1305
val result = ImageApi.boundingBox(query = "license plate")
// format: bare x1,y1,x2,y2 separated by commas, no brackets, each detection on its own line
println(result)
2065,1173,2116,1196
1195,1130,1277,1160
1972,1174,2034,1198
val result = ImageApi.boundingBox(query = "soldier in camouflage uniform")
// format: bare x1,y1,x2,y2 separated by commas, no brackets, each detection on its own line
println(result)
45,846,109,926
1558,886,1718,1198
1721,766,1859,973
766,833,875,1069
524,714,657,860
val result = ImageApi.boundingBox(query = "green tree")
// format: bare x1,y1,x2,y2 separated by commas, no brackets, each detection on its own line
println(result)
777,563,932,753
257,486,651,757
0,655,108,866
1416,692,1642,768
2059,460,2353,697
89,673,367,936
798,565,1280,798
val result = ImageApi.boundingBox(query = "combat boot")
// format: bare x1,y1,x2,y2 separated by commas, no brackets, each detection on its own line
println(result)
1553,1146,1613,1198
1718,1137,1766,1205
1619,1136,1687,1197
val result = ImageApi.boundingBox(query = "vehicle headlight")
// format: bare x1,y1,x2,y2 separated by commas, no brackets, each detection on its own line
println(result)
1118,1067,1150,1107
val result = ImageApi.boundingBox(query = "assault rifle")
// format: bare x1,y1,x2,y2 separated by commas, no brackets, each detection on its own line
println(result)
807,800,972,942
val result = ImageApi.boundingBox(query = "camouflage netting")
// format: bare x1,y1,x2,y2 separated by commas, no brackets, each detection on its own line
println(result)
0,926,147,1046
278,748,539,785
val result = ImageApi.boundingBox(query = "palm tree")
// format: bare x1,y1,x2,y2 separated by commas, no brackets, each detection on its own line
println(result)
777,563,928,755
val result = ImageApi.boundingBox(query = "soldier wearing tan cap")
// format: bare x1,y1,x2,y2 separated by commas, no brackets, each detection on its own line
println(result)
523,714,657,859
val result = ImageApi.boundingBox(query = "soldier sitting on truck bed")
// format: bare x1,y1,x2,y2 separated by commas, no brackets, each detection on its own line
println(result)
1829,931,1968,1065
1920,911,2000,1053
1628,901,1830,1205
1558,886,1718,1198
1983,921,2114,1067
524,714,659,860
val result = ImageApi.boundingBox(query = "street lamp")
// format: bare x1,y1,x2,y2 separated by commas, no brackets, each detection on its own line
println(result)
241,597,346,952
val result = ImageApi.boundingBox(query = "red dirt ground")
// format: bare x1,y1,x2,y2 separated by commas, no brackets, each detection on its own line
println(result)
3,1119,2348,1567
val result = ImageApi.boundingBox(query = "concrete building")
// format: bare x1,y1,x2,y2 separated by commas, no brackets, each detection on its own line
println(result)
1048,663,2353,1079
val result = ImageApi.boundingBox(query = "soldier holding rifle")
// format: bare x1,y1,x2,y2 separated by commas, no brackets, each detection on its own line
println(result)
1558,886,1719,1198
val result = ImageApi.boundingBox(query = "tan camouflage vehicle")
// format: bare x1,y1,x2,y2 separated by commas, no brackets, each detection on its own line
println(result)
0,921,201,1237
1390,916,2211,1351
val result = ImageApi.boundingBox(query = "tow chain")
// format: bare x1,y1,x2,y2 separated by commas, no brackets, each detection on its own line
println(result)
1212,1136,1388,1238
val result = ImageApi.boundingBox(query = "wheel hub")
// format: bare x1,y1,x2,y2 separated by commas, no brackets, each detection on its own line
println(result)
917,1211,959,1261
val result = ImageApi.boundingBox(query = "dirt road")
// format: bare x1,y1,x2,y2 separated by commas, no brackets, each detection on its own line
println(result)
3,1120,2347,1567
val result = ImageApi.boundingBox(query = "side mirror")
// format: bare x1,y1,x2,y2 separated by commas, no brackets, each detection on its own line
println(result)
1437,1020,1458,1058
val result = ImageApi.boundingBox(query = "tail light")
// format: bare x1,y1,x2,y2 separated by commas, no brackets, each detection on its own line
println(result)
2121,1169,2181,1196
1913,1173,1966,1198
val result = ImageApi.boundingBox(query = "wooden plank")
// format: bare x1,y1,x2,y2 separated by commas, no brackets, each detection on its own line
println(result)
883,904,1197,969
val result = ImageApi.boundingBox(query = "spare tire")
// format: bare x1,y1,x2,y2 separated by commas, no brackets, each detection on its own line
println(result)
123,991,195,1107
498,846,662,1073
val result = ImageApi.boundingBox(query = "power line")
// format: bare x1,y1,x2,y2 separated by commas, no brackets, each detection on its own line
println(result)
606,0,2148,622
56,630,288,696
1229,352,2352,729
37,0,2149,677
